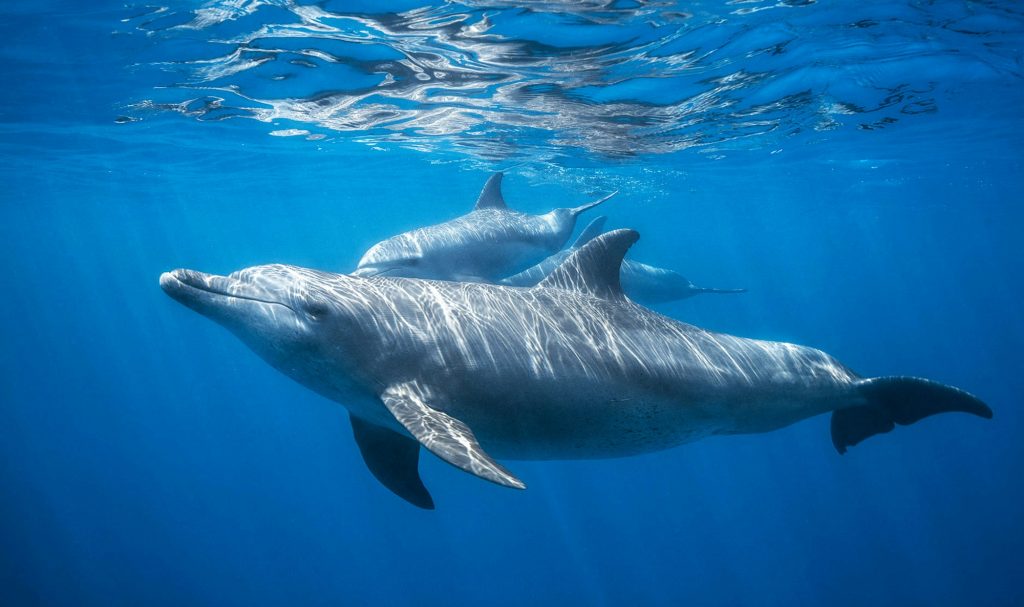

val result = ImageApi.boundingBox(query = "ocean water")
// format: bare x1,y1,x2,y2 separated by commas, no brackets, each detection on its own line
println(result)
1,1,1022,605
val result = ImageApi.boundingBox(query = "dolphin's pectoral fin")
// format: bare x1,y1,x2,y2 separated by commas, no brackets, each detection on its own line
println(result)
381,382,526,490
474,172,507,210
350,415,434,509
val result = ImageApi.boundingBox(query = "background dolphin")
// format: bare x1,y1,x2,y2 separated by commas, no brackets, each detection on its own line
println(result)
352,172,616,282
501,216,747,304
161,230,991,509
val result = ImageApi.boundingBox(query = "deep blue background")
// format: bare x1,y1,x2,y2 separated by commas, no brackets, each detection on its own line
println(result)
2,1,1022,606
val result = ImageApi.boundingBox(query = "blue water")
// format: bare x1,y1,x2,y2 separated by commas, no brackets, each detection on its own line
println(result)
2,1,1023,605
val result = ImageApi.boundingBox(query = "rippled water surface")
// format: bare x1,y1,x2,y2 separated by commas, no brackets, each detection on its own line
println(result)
118,0,1023,162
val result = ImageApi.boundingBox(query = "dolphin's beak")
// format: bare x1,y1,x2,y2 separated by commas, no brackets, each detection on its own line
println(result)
161,269,207,299
350,266,381,278
351,265,404,278
159,268,296,317
161,269,226,302
160,268,206,290
160,268,293,323
160,269,233,316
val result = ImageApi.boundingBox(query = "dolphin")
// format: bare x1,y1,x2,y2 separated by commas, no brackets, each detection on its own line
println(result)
501,216,747,305
161,230,992,509
352,172,616,282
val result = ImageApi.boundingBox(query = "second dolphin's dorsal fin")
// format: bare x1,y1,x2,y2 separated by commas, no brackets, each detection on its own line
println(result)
474,172,507,210
569,216,608,249
537,228,639,300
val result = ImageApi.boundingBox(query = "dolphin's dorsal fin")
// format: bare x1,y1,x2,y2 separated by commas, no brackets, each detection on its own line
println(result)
537,228,639,299
569,216,607,249
381,381,526,490
474,172,507,210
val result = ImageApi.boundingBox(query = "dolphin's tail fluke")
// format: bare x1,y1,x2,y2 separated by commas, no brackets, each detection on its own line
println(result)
831,376,992,454
692,287,747,295
570,191,618,217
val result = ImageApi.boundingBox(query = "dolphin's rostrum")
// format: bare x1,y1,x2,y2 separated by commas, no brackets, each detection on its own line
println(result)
161,230,991,509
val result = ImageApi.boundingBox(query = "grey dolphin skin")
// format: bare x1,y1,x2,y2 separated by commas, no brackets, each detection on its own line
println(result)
161,230,991,509
501,216,747,305
351,172,616,282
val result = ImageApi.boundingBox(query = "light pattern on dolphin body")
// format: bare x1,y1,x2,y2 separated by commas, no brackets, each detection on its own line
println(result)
161,230,991,509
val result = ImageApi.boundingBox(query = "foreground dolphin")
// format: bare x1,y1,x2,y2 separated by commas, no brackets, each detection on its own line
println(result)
161,230,991,509
352,172,616,281
501,216,747,304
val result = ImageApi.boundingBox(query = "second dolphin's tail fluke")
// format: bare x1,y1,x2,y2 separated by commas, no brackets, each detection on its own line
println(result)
831,376,992,454
570,191,618,217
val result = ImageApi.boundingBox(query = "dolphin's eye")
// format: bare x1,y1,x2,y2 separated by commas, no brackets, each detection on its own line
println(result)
304,301,330,320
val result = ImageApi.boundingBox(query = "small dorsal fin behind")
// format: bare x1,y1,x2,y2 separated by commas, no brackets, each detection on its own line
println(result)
569,216,607,249
474,172,507,210
537,228,639,300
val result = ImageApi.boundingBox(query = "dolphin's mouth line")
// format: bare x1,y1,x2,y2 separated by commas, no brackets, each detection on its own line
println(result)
164,271,298,313
351,266,400,278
